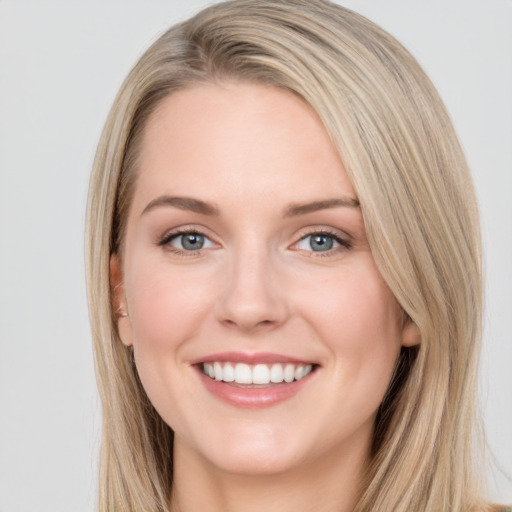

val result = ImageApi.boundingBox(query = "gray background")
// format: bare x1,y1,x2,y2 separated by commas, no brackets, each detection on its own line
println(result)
0,1,510,510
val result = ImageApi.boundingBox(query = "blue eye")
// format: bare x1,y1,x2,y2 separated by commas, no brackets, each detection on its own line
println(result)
173,233,206,250
160,231,216,252
294,232,350,254
297,234,339,252
310,234,336,251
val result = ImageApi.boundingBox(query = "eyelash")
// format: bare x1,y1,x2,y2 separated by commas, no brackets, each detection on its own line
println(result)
156,227,352,257
156,227,213,257
295,229,352,256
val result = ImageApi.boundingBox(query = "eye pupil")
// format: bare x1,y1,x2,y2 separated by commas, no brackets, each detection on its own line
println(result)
310,235,333,252
182,233,204,250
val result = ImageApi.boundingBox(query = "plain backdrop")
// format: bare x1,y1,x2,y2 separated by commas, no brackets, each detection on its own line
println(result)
0,1,510,510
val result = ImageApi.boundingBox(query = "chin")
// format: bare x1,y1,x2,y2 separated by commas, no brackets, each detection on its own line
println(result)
177,421,308,476
207,447,302,477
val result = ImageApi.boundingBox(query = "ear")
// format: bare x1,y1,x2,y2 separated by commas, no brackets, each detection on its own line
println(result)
110,254,133,347
401,316,421,347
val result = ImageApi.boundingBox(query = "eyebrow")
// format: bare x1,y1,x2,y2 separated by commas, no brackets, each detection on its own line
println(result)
141,195,359,218
141,195,219,217
284,197,360,217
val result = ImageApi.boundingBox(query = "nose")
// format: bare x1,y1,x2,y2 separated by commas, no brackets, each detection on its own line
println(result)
215,248,290,333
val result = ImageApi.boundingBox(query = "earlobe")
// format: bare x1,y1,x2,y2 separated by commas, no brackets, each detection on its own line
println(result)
401,318,421,347
110,254,133,347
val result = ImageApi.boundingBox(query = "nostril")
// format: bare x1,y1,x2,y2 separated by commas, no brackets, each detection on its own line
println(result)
222,317,277,331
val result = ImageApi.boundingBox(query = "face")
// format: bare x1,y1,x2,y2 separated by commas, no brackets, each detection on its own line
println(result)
112,82,419,476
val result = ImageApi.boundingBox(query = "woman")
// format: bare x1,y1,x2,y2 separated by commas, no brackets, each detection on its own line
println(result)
86,1,506,510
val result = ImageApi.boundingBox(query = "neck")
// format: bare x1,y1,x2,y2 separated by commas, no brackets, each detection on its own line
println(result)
170,436,368,512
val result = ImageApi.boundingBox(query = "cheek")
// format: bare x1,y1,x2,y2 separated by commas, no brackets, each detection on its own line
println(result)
122,262,217,425
125,261,214,354
297,261,402,374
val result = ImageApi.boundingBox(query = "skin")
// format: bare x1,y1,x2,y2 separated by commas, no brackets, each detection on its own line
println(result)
111,82,420,512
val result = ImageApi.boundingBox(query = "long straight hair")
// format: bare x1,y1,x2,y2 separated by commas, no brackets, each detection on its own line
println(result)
86,1,490,510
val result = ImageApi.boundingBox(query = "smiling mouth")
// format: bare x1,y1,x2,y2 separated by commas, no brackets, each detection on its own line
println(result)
201,362,315,386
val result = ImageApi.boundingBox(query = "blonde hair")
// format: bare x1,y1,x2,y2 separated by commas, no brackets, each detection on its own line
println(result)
86,1,491,510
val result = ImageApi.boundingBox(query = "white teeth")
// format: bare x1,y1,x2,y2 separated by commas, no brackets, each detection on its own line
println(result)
234,363,252,384
214,362,223,381
252,364,270,384
223,362,235,382
202,361,314,384
270,363,284,383
284,364,295,383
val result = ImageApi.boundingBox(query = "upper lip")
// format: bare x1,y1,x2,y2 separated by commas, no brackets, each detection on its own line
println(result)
189,352,318,366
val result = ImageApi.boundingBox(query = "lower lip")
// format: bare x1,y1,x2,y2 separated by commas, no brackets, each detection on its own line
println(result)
196,368,316,408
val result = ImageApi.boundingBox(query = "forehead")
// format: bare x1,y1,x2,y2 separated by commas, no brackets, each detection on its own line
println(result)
133,81,356,214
